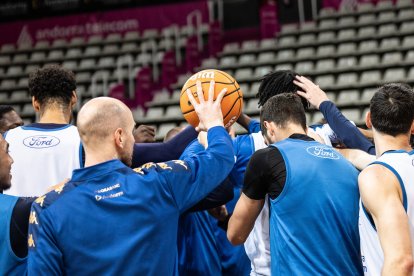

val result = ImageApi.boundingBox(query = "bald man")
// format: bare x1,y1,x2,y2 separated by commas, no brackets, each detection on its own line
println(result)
27,81,235,275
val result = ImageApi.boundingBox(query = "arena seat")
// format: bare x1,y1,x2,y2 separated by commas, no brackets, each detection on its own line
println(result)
0,0,413,130
337,90,360,105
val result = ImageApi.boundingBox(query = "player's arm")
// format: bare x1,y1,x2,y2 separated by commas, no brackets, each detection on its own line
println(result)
337,148,375,170
10,197,36,258
358,127,373,140
248,119,261,134
131,125,198,167
237,113,261,133
228,148,272,245
359,164,414,276
161,125,234,212
187,177,234,212
27,204,63,275
294,75,375,154
227,193,264,245
160,81,235,212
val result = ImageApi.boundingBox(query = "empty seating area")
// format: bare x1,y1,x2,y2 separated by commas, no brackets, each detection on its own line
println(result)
0,24,209,123
141,0,414,139
1,0,413,140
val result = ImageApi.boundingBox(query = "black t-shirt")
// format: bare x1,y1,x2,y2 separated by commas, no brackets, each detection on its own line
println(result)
10,197,35,258
243,134,314,200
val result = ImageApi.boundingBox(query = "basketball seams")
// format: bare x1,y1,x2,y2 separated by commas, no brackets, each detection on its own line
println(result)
185,96,242,125
223,96,243,119
216,70,236,84
224,96,243,122
181,88,241,115
180,81,236,97
180,69,243,128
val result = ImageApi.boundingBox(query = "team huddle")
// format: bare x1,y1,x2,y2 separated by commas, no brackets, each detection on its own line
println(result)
0,65,413,275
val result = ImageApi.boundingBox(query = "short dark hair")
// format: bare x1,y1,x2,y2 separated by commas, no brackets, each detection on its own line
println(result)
28,64,76,108
260,93,307,136
256,70,309,110
370,83,414,136
0,105,15,119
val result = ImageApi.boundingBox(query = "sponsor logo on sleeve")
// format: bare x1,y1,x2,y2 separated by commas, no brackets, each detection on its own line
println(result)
23,135,60,149
306,146,340,160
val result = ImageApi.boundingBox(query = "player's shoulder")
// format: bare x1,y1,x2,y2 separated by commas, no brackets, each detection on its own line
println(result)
254,145,277,156
359,163,399,191
31,180,78,212
132,160,191,176
181,140,204,158
247,146,278,167
3,126,23,139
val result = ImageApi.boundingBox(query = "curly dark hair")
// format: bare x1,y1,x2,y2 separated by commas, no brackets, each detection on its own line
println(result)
0,105,15,119
28,64,76,108
256,70,309,110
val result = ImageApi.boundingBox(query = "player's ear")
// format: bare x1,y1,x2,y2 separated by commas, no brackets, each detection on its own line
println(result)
32,96,40,112
263,121,271,132
410,120,414,135
365,110,372,129
71,91,78,107
263,121,276,137
114,128,124,148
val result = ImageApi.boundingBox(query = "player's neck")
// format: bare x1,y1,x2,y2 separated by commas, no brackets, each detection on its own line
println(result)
374,131,412,157
84,148,120,168
84,155,115,168
279,125,307,141
38,108,72,124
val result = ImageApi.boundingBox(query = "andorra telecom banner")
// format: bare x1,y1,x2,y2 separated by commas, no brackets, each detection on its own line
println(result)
0,1,209,46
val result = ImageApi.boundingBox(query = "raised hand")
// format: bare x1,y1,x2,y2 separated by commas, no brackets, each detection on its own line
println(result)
134,125,156,143
293,75,330,110
186,80,227,132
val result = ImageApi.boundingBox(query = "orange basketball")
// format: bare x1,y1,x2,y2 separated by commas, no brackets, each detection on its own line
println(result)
180,69,243,128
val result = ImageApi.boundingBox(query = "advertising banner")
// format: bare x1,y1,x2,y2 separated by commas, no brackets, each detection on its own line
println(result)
0,1,208,46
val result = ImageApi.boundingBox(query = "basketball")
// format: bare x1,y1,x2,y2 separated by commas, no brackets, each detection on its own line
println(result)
180,69,243,128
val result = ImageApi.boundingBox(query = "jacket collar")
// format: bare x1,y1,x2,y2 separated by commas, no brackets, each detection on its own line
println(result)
71,159,126,182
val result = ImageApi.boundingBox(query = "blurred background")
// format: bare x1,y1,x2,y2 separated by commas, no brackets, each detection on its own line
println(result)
0,0,412,140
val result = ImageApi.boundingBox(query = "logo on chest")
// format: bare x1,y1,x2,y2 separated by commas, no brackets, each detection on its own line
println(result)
23,135,60,149
306,146,340,160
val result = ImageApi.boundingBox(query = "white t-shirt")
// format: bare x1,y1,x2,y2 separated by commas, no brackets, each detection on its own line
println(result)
4,124,82,197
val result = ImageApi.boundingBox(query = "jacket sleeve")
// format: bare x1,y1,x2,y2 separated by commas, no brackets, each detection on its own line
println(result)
131,126,198,167
27,203,63,275
248,119,261,134
319,101,375,154
158,126,235,213
187,177,234,212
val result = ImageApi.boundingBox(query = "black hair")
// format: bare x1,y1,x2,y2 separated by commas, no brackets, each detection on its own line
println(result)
256,70,309,110
370,83,414,137
0,105,15,119
260,93,307,137
28,64,76,108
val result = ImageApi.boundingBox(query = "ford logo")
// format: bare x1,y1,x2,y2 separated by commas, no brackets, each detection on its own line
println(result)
306,146,340,160
23,135,60,149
